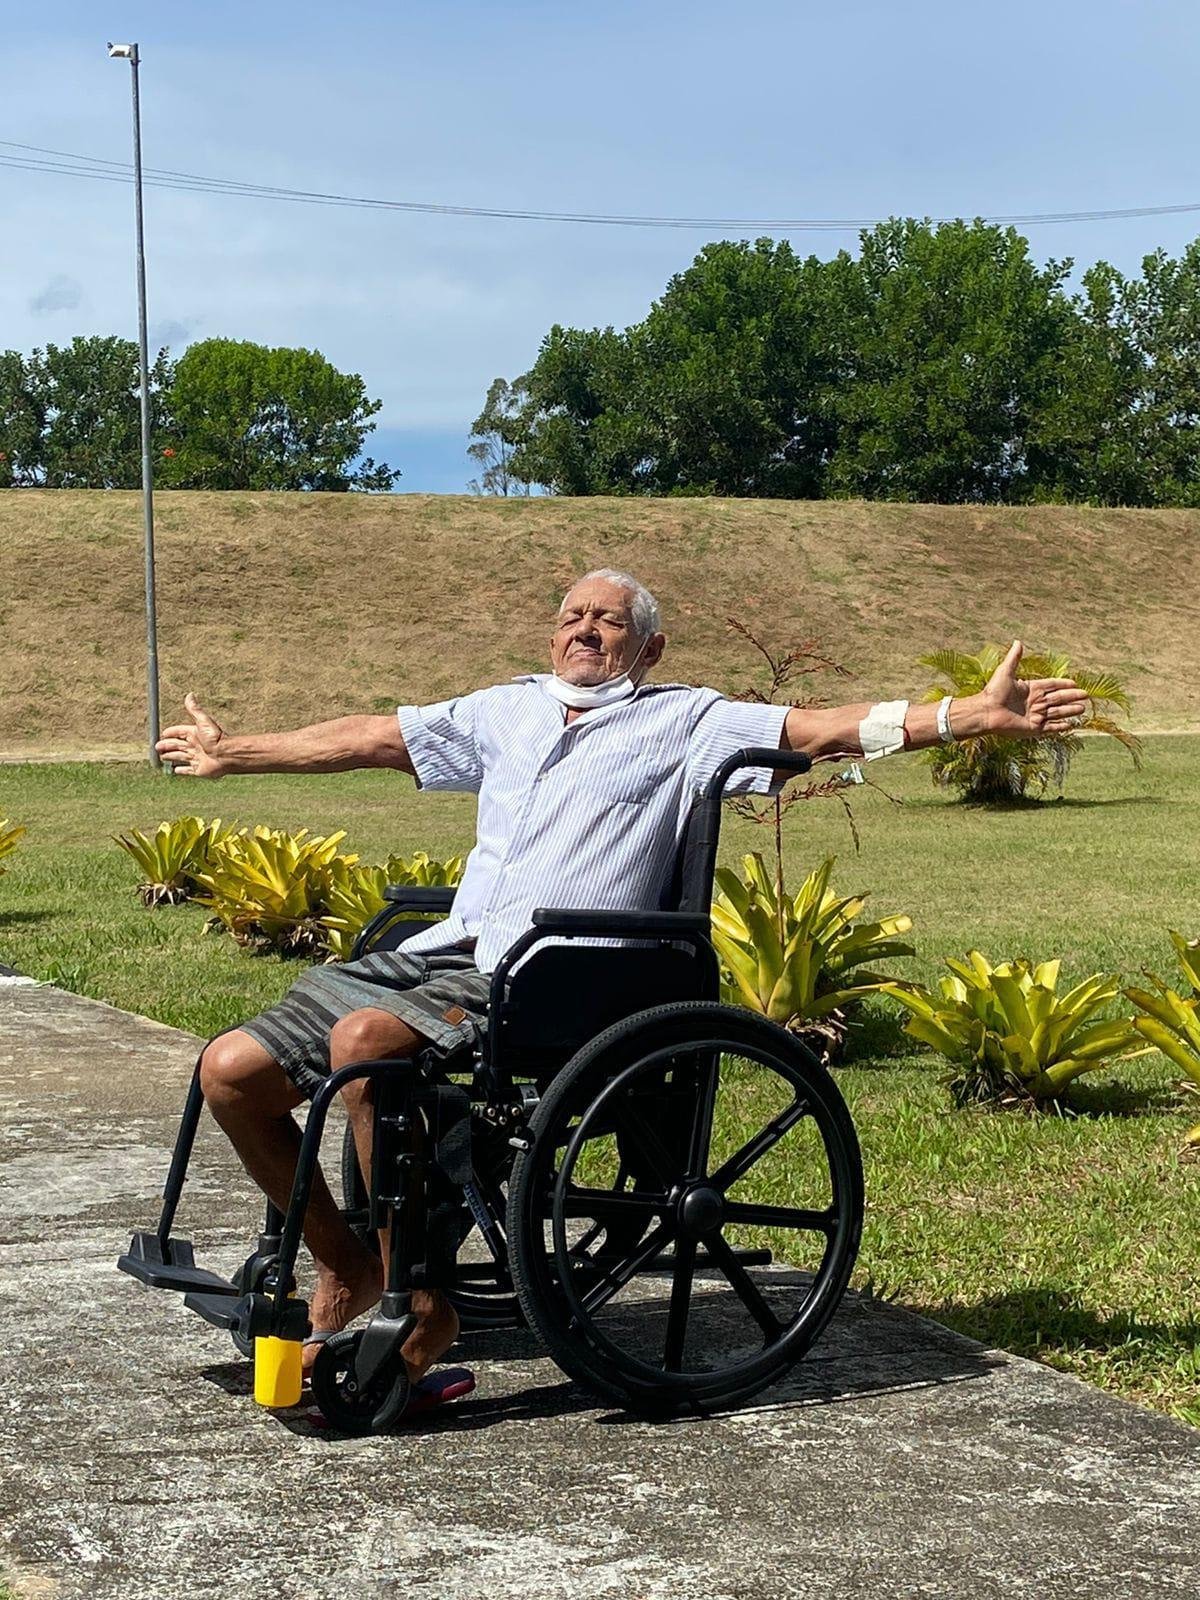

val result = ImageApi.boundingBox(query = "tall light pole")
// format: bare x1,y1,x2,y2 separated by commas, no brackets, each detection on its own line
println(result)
108,41,161,769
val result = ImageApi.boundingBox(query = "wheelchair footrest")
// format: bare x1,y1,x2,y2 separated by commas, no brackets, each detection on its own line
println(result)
183,1290,245,1331
117,1231,238,1296
183,1288,311,1344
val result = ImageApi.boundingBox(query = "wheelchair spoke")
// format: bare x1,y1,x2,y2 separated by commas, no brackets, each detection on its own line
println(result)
663,1236,698,1371
578,1220,674,1315
685,1051,719,1179
709,1096,809,1193
721,1200,835,1234
705,1233,782,1338
559,1185,671,1221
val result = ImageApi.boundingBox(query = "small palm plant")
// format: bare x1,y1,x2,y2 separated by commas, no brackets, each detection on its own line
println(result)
1126,933,1200,1158
113,816,232,906
918,645,1141,801
885,952,1146,1106
0,819,26,878
711,854,915,1058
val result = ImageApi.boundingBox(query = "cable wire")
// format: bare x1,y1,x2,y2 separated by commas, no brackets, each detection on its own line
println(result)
4,136,1200,232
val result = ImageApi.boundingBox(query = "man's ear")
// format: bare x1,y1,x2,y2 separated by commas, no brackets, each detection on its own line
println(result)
642,632,666,674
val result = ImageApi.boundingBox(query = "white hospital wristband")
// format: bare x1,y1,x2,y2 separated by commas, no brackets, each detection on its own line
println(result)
858,699,909,761
936,696,956,742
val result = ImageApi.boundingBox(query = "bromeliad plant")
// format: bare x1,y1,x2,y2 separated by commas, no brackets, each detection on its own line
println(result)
711,854,914,1056
1126,933,1200,1158
0,818,26,878
192,827,355,956
885,952,1146,1107
918,645,1141,802
320,851,465,961
113,815,232,906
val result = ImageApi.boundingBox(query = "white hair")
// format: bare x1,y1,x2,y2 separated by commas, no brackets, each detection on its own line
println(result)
564,568,662,639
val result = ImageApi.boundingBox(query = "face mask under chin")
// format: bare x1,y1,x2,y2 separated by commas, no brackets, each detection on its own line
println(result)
545,636,650,710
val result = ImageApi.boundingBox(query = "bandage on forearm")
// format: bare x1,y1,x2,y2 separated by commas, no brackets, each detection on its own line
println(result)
858,699,909,760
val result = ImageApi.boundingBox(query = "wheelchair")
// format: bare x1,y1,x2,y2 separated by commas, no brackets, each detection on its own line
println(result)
118,747,864,1429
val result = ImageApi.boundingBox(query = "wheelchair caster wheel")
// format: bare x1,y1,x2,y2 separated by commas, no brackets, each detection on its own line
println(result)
309,1329,411,1433
228,1251,279,1359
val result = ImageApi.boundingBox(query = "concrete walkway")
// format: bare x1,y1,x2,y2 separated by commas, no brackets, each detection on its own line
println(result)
2,975,1199,1600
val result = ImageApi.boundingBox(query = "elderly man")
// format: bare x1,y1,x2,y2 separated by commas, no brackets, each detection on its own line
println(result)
159,567,1088,1390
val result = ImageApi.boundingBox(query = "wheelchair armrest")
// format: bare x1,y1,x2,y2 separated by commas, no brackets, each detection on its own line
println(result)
530,908,710,937
382,886,457,909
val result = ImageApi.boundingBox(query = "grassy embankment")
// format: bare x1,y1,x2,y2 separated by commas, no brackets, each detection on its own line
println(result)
1,736,1197,1418
1,490,1198,755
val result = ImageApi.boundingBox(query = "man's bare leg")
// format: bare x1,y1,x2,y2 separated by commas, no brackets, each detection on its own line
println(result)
332,1008,460,1382
199,1030,381,1351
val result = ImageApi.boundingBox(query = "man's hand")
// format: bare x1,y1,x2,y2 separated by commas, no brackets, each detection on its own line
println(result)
157,693,228,778
978,642,1092,738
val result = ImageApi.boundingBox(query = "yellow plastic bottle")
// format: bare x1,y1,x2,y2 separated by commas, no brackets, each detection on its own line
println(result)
254,1335,303,1408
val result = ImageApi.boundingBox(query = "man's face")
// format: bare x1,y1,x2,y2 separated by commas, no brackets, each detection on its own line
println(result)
550,578,663,686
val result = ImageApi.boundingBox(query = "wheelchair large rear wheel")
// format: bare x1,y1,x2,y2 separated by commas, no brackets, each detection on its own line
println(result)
507,1002,863,1414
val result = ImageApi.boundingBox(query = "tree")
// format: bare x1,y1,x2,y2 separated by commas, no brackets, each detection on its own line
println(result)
467,377,529,494
506,240,840,496
1123,241,1200,501
823,219,1075,502
0,350,45,487
33,336,172,488
1026,261,1148,505
162,339,399,491
507,325,649,494
635,239,838,496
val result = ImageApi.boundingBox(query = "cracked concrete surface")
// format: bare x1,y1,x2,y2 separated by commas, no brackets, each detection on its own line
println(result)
2,976,1200,1599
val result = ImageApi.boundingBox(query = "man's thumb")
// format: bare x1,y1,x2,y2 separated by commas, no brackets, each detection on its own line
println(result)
184,691,215,727
1001,639,1023,676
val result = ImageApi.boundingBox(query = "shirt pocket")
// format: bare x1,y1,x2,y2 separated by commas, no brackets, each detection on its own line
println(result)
589,739,654,804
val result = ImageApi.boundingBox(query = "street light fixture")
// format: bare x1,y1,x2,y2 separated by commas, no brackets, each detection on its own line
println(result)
107,40,162,769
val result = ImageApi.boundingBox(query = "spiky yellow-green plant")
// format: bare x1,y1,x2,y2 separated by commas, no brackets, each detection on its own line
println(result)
319,851,464,961
0,819,26,879
918,645,1141,801
1126,932,1200,1158
710,855,914,1035
113,816,233,906
886,952,1146,1106
193,827,355,955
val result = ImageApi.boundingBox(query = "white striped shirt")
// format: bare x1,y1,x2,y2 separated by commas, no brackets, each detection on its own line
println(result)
396,677,788,973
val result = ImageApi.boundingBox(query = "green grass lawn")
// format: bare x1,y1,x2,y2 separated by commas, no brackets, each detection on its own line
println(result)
2,738,1199,1417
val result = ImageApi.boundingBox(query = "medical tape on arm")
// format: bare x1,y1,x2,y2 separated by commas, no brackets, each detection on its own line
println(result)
858,699,909,761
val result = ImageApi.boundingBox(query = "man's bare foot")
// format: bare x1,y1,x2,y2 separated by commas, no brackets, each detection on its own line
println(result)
304,1247,384,1371
401,1291,460,1383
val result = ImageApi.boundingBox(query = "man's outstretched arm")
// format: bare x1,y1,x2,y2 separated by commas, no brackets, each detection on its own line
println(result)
157,693,414,778
781,641,1092,762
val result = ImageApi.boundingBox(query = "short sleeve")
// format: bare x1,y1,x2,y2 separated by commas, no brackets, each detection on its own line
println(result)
397,693,486,793
684,696,790,796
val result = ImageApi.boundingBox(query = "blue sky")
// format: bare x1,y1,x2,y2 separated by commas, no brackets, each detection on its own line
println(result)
5,2,1200,491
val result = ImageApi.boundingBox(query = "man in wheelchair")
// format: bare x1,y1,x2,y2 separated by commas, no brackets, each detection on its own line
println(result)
139,568,1087,1424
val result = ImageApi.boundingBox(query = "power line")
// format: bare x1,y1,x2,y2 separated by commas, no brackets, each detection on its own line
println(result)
4,136,1200,232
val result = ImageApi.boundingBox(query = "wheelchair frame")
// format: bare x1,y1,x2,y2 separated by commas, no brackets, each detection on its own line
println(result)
119,746,865,1427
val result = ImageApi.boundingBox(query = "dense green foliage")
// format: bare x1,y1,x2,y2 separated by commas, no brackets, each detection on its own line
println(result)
0,336,397,491
498,221,1200,504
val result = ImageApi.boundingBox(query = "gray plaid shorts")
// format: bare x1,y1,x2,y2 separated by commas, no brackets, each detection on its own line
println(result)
239,948,490,1100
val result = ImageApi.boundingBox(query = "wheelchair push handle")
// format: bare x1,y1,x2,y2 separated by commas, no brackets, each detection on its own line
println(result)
677,745,813,914
700,745,812,802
